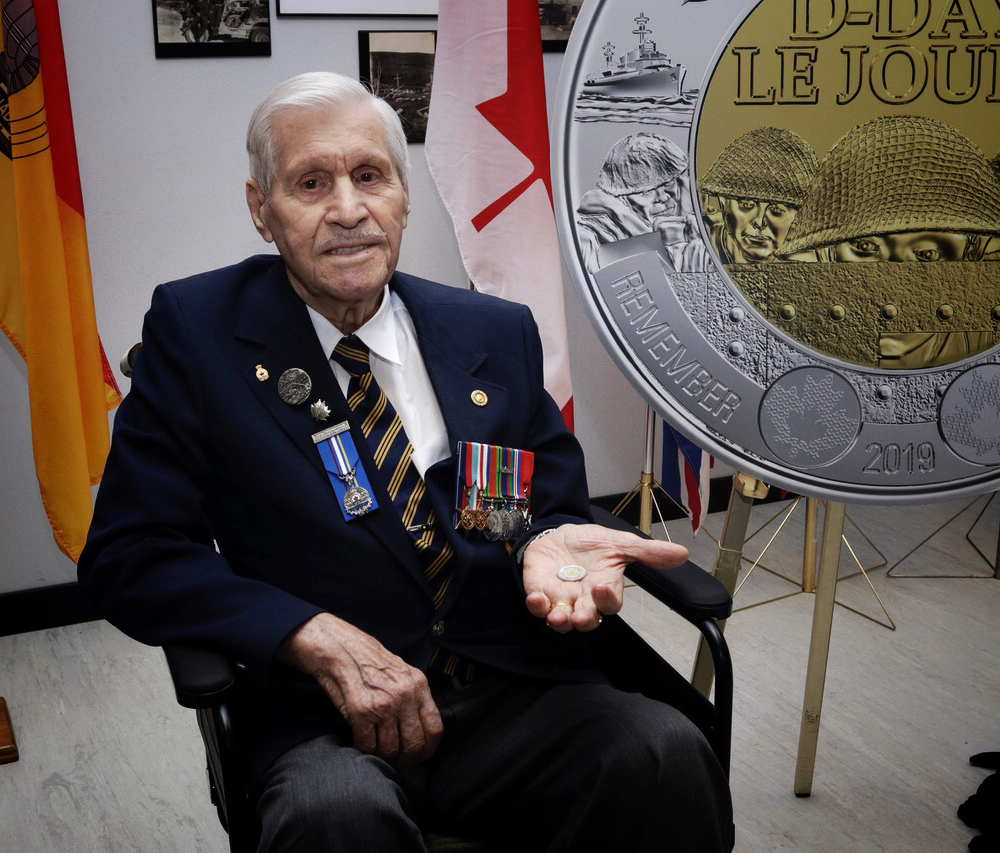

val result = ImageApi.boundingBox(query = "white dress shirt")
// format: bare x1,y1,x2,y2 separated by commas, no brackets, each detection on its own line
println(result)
307,287,451,476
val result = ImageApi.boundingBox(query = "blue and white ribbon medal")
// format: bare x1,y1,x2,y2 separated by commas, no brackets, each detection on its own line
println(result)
313,421,378,520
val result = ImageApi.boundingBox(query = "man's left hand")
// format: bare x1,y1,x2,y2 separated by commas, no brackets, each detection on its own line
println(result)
522,524,689,633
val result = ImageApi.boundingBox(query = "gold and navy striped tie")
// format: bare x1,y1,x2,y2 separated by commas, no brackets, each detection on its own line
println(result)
332,336,471,680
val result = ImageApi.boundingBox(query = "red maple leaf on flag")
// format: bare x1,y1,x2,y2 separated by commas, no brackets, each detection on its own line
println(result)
471,0,553,233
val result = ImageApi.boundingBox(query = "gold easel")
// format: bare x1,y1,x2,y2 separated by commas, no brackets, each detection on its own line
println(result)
887,491,1000,579
613,415,884,795
690,474,853,796
732,496,894,630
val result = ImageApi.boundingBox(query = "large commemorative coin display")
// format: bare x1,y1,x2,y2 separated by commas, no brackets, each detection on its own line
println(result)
552,0,1000,504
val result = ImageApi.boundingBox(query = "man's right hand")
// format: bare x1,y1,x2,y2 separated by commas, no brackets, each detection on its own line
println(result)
277,612,442,769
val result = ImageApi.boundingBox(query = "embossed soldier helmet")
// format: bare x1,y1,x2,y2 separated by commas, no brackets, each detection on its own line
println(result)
989,152,1000,185
779,115,1000,256
597,132,688,196
697,127,818,207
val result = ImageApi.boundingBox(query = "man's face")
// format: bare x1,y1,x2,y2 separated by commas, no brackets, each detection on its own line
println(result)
832,231,970,262
723,197,797,262
247,103,409,323
626,178,682,226
699,192,723,230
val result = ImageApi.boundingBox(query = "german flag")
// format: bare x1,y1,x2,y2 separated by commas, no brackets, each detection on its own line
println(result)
1,0,121,562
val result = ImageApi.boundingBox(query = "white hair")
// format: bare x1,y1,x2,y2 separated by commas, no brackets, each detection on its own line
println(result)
246,72,410,196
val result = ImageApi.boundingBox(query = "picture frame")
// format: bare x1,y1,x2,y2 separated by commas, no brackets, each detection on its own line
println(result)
277,0,436,15
539,1,581,53
358,30,437,144
152,0,272,58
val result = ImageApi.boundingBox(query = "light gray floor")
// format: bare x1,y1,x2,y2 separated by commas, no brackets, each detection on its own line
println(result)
1,496,997,851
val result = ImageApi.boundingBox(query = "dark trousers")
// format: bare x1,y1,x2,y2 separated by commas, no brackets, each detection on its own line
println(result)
255,672,733,852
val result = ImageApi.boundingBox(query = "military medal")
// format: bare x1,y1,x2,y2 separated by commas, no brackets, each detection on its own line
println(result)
278,368,312,405
484,508,505,542
455,442,534,541
341,476,373,516
313,422,379,521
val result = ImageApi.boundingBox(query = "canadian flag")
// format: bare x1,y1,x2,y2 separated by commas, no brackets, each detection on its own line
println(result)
425,0,574,429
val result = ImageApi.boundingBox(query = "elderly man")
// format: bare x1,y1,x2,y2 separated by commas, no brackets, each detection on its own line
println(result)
79,73,731,852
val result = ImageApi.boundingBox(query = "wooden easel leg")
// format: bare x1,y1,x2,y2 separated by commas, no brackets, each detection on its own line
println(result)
691,475,760,696
794,501,846,796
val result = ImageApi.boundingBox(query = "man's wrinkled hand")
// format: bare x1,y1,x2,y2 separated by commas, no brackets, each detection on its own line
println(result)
278,613,442,769
522,524,689,633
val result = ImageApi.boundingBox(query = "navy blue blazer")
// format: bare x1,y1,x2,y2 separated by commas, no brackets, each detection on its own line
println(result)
80,255,604,774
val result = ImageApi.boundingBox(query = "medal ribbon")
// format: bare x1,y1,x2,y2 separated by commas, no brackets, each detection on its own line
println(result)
315,429,380,522
455,442,534,509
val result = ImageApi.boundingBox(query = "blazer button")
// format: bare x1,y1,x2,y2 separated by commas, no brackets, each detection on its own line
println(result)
432,620,445,638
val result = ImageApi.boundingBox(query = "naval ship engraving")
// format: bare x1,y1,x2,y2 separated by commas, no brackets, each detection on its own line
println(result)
584,12,687,100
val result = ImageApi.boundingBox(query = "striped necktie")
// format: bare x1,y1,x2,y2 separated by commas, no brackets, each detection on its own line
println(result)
331,336,457,609
332,336,472,680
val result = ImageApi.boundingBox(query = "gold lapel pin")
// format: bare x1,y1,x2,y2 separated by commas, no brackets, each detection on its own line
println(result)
255,364,269,381
471,390,488,407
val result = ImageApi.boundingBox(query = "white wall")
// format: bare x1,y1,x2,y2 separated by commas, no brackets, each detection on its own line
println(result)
0,2,655,594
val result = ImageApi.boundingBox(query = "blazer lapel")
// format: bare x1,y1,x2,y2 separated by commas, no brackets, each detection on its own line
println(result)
232,260,422,574
234,260,348,478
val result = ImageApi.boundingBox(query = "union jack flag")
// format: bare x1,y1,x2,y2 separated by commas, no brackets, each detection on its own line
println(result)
661,424,713,533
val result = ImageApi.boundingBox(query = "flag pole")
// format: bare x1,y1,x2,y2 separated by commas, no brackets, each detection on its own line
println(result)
637,405,657,535
612,405,689,538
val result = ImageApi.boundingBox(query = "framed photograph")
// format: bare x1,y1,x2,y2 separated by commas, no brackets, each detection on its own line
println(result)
358,30,437,144
539,1,581,52
278,0,436,15
152,1,272,58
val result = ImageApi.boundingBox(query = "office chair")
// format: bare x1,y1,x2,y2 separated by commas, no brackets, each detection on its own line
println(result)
164,504,733,852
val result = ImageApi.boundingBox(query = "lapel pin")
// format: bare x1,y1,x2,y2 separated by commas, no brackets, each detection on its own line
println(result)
255,364,269,381
310,399,331,422
278,368,312,406
471,390,488,407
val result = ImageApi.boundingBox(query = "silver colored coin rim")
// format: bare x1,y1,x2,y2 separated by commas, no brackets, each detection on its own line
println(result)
556,565,587,582
550,0,1000,506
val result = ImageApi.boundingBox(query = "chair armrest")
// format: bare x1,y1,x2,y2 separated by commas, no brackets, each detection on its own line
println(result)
590,505,732,623
163,645,239,710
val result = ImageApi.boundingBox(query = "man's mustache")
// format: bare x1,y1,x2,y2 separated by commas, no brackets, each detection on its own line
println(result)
320,228,388,250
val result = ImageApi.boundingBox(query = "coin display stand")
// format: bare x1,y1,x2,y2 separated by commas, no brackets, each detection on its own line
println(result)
730,496,894,631
887,491,1000,579
690,474,854,796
